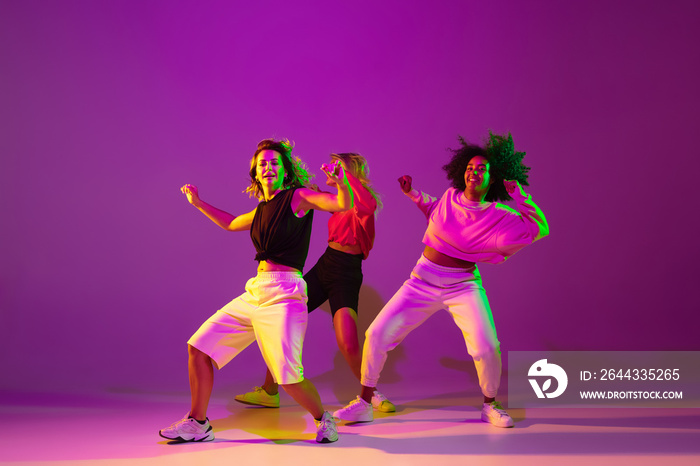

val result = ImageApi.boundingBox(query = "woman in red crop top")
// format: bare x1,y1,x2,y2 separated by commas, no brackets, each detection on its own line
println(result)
235,153,396,413
159,139,352,444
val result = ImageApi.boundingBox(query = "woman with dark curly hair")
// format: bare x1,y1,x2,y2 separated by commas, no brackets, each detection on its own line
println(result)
159,138,352,444
333,132,549,427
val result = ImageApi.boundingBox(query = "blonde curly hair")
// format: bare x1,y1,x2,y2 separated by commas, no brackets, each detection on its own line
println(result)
245,138,312,200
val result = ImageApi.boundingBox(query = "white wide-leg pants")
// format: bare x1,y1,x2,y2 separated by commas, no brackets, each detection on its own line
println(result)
361,255,501,397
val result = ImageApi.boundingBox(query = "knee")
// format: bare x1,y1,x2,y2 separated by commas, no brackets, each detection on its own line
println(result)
280,377,305,391
364,325,380,347
188,344,209,362
364,323,391,350
471,341,501,361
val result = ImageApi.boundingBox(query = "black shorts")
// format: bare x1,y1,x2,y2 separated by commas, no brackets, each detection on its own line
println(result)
303,246,364,317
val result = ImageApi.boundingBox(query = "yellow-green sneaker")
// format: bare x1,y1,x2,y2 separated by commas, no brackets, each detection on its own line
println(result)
234,386,280,408
371,390,396,413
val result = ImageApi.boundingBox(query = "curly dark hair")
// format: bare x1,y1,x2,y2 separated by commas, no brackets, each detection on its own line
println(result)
245,138,312,199
442,131,530,202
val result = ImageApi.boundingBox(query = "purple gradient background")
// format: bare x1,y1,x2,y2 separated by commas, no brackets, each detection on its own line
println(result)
2,1,699,395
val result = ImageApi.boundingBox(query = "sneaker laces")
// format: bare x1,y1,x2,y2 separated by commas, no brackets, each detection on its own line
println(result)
349,396,369,408
316,412,339,427
252,386,277,397
373,391,388,402
166,413,191,429
488,401,508,416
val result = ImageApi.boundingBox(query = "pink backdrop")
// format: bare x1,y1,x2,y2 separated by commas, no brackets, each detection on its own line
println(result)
2,0,699,397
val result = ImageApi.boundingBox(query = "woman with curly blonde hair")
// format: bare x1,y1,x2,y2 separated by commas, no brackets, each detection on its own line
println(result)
159,138,352,444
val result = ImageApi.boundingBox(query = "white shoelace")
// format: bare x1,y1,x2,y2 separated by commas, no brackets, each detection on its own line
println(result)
487,402,508,416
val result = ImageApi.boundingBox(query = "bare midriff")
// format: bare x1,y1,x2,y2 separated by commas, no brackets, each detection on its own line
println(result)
329,241,362,255
257,260,300,273
422,246,476,268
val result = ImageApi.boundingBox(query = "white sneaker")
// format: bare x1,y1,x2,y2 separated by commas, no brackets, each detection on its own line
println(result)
371,390,396,413
333,396,373,422
159,412,215,442
234,386,280,408
315,411,339,443
481,401,514,428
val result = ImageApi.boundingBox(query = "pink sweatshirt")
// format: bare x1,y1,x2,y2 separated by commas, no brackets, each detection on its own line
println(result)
407,187,548,264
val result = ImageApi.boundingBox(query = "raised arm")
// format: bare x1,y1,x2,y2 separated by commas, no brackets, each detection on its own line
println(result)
181,184,256,232
398,175,440,219
293,162,353,214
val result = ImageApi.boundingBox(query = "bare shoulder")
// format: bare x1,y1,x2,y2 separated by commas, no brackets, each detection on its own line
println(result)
291,187,314,216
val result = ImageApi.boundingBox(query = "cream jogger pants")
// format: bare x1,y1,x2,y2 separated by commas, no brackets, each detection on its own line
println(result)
361,255,501,397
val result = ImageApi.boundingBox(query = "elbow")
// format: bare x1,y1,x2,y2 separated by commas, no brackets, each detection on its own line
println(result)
535,222,550,241
541,216,550,238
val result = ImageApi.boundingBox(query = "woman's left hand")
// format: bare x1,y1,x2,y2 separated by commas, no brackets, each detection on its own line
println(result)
504,179,522,194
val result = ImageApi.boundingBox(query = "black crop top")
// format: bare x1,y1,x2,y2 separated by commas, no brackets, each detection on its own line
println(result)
250,187,314,272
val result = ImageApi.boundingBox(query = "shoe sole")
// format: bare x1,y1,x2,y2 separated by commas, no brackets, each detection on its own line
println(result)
480,413,514,428
234,398,279,408
159,430,215,442
316,436,338,443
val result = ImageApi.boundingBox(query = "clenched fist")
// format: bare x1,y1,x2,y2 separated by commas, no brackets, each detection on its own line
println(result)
181,184,201,207
398,175,412,193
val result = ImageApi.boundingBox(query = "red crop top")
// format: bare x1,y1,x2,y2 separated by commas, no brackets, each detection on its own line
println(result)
326,172,376,259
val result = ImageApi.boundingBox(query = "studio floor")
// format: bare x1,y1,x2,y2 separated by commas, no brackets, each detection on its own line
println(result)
2,385,699,466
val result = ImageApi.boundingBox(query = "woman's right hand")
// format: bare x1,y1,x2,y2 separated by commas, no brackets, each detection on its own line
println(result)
398,175,412,193
181,184,201,207
321,161,347,186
